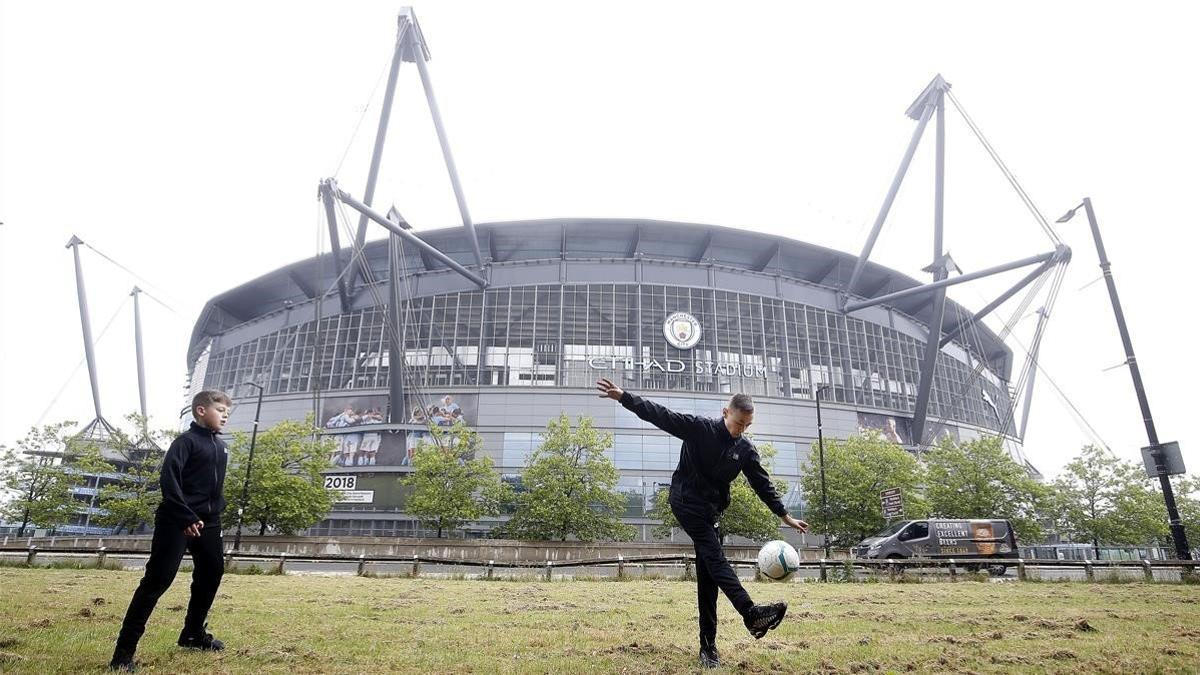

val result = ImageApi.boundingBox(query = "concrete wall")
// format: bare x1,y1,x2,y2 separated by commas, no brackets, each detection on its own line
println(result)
5,535,835,562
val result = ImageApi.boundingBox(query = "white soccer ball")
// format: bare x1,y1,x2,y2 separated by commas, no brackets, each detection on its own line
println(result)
757,539,800,582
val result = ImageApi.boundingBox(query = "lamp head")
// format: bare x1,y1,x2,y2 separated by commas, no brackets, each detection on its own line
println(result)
1057,200,1088,223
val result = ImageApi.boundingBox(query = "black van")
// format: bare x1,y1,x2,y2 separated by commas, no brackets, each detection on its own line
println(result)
853,519,1019,576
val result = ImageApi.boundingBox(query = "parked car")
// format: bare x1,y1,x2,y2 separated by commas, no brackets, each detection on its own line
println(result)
854,518,1019,576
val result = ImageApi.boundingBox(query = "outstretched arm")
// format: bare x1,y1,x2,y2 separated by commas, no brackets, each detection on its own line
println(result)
742,449,808,532
596,378,703,441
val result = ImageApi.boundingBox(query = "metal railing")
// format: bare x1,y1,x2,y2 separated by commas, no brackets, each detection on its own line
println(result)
3,545,1197,582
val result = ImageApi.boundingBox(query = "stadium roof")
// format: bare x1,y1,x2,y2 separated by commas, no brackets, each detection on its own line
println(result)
189,219,1013,377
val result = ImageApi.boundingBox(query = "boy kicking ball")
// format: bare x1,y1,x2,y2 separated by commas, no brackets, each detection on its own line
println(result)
596,379,807,668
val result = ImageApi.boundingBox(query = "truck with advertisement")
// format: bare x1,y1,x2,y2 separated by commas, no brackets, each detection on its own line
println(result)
853,519,1019,576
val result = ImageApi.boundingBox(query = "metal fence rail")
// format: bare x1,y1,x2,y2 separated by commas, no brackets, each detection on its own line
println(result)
3,545,1197,582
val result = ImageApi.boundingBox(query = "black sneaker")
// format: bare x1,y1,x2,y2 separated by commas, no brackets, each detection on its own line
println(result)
108,650,137,672
744,601,788,639
699,644,721,669
178,625,225,651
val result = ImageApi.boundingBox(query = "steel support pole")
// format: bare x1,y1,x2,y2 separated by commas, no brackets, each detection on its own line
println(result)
319,184,353,311
131,287,148,427
1081,198,1190,560
387,232,407,424
66,237,104,421
844,103,936,301
233,383,264,553
938,257,1058,348
815,386,831,559
1017,307,1050,441
325,180,487,288
843,248,1061,313
349,18,413,293
412,45,485,269
934,92,946,260
911,93,948,446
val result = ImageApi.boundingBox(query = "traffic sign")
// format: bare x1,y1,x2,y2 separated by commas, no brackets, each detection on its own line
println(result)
880,487,903,519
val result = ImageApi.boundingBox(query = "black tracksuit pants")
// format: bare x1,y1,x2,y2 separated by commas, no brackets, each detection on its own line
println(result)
672,498,753,647
115,516,224,653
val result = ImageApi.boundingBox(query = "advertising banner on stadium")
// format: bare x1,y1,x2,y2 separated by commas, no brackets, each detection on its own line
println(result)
856,412,911,445
321,392,479,467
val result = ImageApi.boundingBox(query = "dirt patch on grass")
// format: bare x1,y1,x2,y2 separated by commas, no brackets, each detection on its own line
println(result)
598,641,684,657
927,635,981,647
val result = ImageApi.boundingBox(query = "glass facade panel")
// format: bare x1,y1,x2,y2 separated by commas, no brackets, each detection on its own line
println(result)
204,283,1012,432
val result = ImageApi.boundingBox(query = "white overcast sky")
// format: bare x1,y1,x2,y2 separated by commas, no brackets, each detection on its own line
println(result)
2,0,1197,479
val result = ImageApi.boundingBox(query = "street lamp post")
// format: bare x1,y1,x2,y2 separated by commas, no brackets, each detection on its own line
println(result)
815,385,832,559
1057,198,1191,560
232,382,265,553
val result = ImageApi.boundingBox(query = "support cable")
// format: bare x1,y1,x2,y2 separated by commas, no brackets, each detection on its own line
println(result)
35,297,130,427
922,259,1054,446
995,271,1115,455
81,242,178,314
332,47,396,178
331,198,444,449
946,90,1062,247
957,262,1114,454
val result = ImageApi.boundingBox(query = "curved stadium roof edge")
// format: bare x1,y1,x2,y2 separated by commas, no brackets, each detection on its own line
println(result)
189,218,1013,378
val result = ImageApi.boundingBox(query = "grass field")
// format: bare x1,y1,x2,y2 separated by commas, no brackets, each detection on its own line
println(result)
1,567,1198,673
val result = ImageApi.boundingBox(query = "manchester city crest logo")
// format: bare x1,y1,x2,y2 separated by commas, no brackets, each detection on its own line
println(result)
663,312,702,350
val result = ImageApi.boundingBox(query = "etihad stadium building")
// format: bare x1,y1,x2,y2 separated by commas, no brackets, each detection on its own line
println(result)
188,219,1022,541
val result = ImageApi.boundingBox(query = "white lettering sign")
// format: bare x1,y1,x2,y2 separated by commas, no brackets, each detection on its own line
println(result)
586,355,766,378
334,490,374,504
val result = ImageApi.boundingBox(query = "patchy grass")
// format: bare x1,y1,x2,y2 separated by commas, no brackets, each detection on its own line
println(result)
1,568,1198,673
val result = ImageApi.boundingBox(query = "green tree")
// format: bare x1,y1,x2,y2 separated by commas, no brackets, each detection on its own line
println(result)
924,435,1047,543
94,420,171,535
1103,472,1199,554
1108,467,1173,546
65,439,117,531
500,414,634,542
799,431,928,548
0,422,77,535
96,448,164,534
401,423,509,537
223,417,336,536
1172,475,1200,555
1048,445,1124,554
650,442,788,542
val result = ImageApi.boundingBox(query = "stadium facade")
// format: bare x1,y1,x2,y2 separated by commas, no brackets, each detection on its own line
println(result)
188,219,1020,541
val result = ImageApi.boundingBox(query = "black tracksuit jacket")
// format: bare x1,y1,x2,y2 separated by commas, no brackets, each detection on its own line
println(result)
619,392,788,520
157,421,229,526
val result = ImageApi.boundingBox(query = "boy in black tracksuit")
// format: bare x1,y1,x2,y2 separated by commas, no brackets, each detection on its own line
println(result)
597,378,808,669
110,390,232,672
